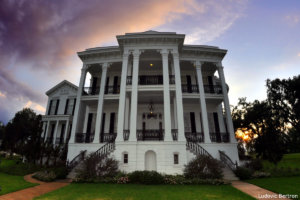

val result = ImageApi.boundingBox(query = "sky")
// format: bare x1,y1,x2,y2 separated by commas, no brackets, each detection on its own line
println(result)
0,0,300,123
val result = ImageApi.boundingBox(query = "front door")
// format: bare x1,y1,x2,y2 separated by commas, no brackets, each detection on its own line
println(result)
145,151,157,171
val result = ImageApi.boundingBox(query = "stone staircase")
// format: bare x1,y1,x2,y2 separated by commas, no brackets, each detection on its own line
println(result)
67,142,115,179
186,141,239,181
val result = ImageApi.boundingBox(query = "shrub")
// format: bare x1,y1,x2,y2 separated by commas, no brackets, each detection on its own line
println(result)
128,171,164,185
252,171,271,178
234,167,252,180
245,159,263,171
76,153,119,181
33,170,56,182
184,155,223,179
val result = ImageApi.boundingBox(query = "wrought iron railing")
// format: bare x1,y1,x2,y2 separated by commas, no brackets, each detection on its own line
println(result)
103,133,117,142
93,142,115,159
186,141,213,158
210,132,229,143
104,86,120,94
46,137,53,143
171,129,178,141
185,132,204,143
123,130,129,141
137,129,164,141
204,85,222,94
219,150,237,171
82,87,100,95
139,75,163,85
181,84,199,93
75,132,94,143
67,150,87,170
55,137,64,144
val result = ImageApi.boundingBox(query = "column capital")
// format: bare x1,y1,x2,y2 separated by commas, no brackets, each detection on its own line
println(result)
130,49,142,57
216,62,223,69
194,60,204,69
158,49,169,56
101,62,111,70
82,64,89,71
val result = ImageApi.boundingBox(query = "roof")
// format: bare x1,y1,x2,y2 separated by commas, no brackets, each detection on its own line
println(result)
46,80,78,96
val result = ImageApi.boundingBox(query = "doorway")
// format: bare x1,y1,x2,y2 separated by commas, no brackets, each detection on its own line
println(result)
145,150,157,171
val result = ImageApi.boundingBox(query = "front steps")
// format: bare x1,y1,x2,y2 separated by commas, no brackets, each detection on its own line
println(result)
222,166,239,181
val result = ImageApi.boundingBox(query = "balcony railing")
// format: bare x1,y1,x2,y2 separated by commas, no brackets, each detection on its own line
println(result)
204,85,222,94
123,130,129,141
181,85,199,93
182,84,223,94
75,133,94,143
126,75,175,85
102,133,117,142
46,137,53,143
210,132,229,143
185,132,204,142
55,137,64,144
82,87,100,95
171,129,178,141
137,129,164,141
104,86,120,94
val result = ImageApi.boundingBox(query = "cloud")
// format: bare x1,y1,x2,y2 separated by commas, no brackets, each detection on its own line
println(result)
24,101,46,113
0,0,247,123
285,14,300,26
0,91,6,98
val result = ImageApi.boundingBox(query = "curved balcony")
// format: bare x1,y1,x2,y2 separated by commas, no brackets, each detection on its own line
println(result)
210,132,229,143
126,75,175,85
185,132,204,142
182,84,223,94
75,132,94,143
82,87,100,95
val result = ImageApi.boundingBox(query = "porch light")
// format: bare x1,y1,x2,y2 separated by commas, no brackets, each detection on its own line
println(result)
150,63,153,67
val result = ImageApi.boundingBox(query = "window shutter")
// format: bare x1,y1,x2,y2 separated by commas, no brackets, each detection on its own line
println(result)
72,99,76,115
48,100,53,115
64,99,69,115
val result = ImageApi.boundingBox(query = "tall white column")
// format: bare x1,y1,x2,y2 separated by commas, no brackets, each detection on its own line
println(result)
94,63,109,143
64,120,70,143
161,49,172,141
172,50,185,141
44,121,50,142
53,120,59,145
195,61,211,143
116,52,129,142
70,66,87,143
217,64,236,143
173,97,178,129
124,96,130,130
129,50,141,141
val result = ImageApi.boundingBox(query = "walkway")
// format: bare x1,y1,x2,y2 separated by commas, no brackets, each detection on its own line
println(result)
0,174,71,200
232,181,290,200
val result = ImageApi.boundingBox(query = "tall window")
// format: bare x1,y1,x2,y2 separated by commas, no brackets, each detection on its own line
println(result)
123,153,128,164
65,98,76,115
49,99,59,115
174,153,179,164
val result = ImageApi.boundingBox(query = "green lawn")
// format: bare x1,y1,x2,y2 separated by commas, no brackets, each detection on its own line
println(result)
247,176,300,198
262,153,300,170
35,183,254,200
0,172,38,195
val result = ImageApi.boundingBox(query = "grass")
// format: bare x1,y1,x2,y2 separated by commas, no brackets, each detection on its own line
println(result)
262,153,300,170
247,176,300,198
0,172,38,195
35,183,255,200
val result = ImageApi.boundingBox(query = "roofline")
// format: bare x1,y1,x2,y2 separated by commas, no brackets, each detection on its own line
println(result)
46,80,78,96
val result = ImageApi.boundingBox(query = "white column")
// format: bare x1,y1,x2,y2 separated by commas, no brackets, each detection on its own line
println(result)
217,64,236,143
116,52,129,142
124,96,130,129
161,49,172,141
195,61,211,143
53,120,59,145
94,63,109,143
44,121,50,142
217,104,226,132
64,120,70,143
173,97,178,129
129,50,141,141
70,66,87,143
172,51,185,141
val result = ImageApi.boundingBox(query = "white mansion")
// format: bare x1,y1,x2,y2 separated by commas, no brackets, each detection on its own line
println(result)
42,31,239,174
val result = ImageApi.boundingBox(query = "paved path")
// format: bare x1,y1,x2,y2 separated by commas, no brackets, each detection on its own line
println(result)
0,174,71,200
232,181,290,200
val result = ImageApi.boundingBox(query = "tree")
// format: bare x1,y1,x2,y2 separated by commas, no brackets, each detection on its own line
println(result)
1,108,43,161
232,98,285,164
267,75,300,153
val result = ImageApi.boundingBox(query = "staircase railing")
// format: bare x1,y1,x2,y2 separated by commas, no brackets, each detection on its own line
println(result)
186,141,213,158
67,150,87,170
93,142,115,159
219,150,237,171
